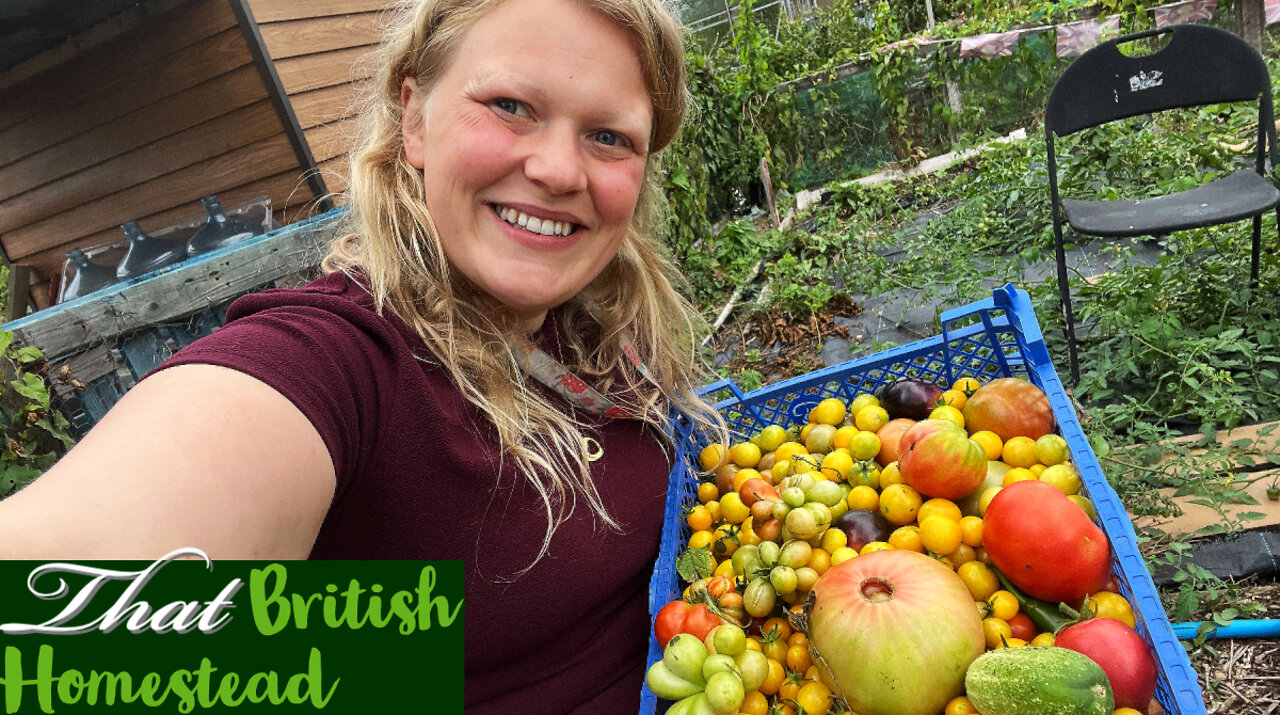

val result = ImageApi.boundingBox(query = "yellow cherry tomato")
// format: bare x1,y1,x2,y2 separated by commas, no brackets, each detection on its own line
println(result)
987,590,1019,621
983,617,1013,649
1002,436,1039,468
957,561,1000,601
918,498,963,523
970,430,1004,461
854,405,890,432
847,485,880,512
959,515,984,547
944,696,979,715
879,483,922,526
919,515,963,554
698,481,719,503
1084,591,1137,628
889,525,925,553
929,405,965,429
860,541,893,555
878,461,904,487
686,504,713,531
797,681,832,715
699,443,727,471
953,377,982,395
830,546,858,566
811,398,847,426
940,389,968,410
1030,632,1056,647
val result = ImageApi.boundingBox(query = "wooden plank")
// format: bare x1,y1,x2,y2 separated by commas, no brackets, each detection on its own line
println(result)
258,13,383,61
290,82,363,129
0,65,266,204
0,0,236,126
49,343,119,399
0,26,251,168
4,137,300,262
4,211,345,360
4,265,31,322
247,0,389,24
0,100,283,235
303,117,360,164
274,45,377,96
20,167,330,282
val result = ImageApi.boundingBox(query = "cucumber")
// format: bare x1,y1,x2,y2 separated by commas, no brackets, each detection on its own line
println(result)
965,647,1114,715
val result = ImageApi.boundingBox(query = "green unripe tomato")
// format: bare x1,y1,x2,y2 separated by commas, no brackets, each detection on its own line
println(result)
710,624,747,657
769,565,798,595
735,649,769,692
704,671,745,715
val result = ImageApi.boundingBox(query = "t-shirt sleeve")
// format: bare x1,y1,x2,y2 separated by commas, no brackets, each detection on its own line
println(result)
143,290,396,495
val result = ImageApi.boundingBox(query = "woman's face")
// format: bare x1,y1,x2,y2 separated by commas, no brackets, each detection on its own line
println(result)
401,0,653,332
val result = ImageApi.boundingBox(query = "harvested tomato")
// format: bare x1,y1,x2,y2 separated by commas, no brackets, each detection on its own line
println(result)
983,480,1110,603
653,601,721,647
1006,612,1036,641
1055,617,1157,711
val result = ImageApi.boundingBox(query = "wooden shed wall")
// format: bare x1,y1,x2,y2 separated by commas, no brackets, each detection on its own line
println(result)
247,0,390,224
0,0,326,306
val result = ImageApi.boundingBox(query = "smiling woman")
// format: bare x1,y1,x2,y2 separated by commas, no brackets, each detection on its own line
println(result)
0,0,724,711
401,0,654,331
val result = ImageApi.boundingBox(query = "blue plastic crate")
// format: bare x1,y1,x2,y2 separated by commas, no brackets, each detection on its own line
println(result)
642,284,1205,715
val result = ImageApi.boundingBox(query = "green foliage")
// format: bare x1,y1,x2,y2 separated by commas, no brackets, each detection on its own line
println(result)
0,330,75,497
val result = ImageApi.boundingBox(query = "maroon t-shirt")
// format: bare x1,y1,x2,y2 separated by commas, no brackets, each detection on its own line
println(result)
149,271,671,712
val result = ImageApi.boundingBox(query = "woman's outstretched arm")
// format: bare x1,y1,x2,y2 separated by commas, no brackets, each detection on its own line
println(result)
0,364,336,559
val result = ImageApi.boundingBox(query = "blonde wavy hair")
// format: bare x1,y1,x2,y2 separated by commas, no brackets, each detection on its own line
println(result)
323,0,725,574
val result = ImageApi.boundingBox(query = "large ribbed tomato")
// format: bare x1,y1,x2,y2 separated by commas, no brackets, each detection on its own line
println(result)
962,378,1055,441
982,480,1111,604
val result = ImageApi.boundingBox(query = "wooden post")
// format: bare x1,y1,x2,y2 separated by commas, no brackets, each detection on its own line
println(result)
760,156,781,228
5,265,31,323
1237,0,1266,51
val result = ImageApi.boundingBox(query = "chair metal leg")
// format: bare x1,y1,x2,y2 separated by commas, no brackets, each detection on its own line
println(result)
1053,222,1080,386
1252,213,1262,288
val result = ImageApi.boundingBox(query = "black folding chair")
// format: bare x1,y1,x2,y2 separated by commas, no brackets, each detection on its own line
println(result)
1045,23,1280,385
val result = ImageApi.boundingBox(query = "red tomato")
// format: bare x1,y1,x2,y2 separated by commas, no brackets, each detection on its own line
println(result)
682,603,722,641
1007,613,1036,641
654,601,692,647
983,480,1110,603
1055,618,1157,711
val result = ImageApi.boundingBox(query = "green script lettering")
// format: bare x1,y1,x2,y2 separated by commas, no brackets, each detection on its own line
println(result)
416,567,463,630
249,563,290,635
0,644,57,714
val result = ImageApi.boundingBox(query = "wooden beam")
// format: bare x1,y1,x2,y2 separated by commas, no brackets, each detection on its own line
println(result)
231,0,333,212
3,209,344,360
4,264,30,322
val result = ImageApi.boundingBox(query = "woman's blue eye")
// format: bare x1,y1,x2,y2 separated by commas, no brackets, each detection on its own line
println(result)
493,98,526,116
593,130,621,147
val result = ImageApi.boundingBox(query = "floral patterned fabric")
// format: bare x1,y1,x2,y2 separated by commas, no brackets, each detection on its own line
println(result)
508,330,662,419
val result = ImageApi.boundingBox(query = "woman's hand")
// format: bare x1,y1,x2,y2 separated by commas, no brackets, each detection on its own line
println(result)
0,364,336,559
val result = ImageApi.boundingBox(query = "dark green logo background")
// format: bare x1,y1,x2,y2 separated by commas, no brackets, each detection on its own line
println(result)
0,559,463,713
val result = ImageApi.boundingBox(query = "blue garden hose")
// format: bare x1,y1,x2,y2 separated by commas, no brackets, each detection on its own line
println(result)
1172,619,1280,640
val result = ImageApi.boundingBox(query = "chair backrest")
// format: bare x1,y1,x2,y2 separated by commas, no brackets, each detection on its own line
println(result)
1045,24,1271,137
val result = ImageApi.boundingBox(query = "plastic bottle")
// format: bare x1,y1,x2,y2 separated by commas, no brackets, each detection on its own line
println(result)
60,249,118,302
116,220,187,280
186,195,257,257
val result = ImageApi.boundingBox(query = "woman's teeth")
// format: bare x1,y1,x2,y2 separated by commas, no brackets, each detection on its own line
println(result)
496,205,575,237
